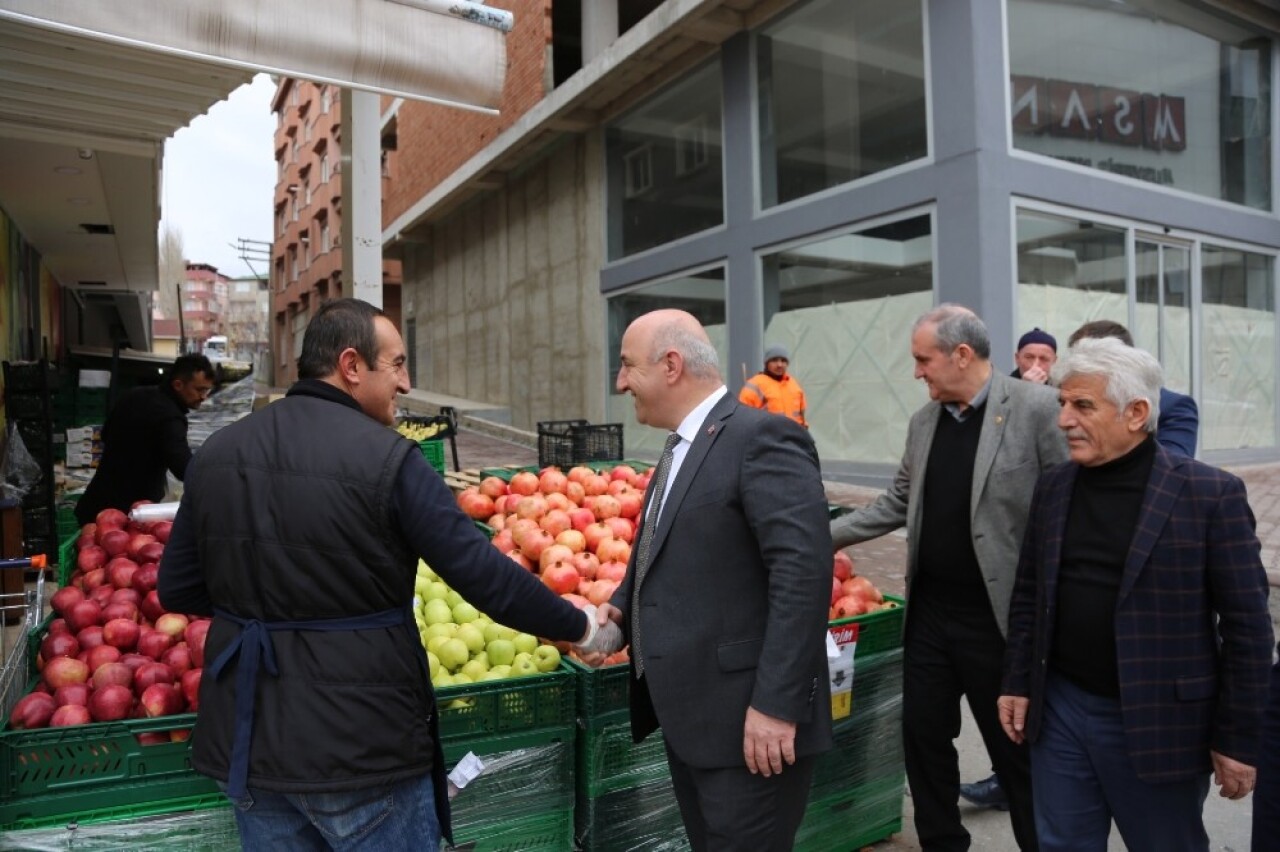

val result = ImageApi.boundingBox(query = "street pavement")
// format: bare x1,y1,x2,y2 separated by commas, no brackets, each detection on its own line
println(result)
448,423,1278,851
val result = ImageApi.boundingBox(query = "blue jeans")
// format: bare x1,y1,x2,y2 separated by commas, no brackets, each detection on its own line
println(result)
220,772,441,851
1031,673,1210,852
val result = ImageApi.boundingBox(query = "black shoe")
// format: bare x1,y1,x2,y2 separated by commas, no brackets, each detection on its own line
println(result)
959,774,1009,810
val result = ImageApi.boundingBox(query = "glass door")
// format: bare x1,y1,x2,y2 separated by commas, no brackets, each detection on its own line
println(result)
1134,237,1193,394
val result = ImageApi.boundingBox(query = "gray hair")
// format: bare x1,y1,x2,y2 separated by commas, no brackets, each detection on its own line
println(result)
913,304,991,360
1052,337,1162,431
650,322,721,381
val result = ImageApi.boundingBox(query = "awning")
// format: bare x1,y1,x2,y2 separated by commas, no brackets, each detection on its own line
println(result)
0,0,508,113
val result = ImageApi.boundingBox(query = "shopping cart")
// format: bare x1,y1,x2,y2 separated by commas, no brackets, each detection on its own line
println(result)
0,555,47,724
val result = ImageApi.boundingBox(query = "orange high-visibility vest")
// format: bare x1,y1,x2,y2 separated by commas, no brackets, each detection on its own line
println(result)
738,372,807,428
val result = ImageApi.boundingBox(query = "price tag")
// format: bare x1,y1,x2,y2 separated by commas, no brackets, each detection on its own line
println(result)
827,622,860,720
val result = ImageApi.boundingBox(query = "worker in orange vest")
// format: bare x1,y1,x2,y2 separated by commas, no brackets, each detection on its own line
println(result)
738,344,808,428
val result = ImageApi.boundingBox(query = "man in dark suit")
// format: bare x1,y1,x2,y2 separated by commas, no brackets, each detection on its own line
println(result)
1000,337,1273,850
593,308,833,850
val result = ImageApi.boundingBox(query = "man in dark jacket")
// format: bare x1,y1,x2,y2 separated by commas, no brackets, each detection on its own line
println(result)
158,298,616,850
75,354,215,525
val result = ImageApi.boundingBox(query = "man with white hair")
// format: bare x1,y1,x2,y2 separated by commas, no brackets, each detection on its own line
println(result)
999,337,1273,851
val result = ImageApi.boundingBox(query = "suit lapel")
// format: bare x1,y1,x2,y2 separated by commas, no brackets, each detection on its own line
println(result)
1118,448,1184,603
908,404,941,539
970,373,1009,521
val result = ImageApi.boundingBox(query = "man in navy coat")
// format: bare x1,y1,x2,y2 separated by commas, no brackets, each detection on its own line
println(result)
999,338,1272,851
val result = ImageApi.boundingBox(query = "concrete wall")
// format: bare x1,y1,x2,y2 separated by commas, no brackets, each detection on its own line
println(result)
403,133,608,430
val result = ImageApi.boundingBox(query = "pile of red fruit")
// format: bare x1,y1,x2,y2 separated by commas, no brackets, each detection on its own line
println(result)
830,550,891,620
7,505,208,737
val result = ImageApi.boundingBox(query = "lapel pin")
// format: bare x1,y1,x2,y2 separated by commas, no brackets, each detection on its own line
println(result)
706,424,717,436
995,415,1004,425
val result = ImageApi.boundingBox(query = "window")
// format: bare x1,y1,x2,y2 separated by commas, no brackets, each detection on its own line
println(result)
1008,0,1272,210
1201,246,1275,450
1016,210,1128,343
757,0,927,208
320,154,330,184
289,247,298,282
606,269,727,456
291,305,308,359
321,86,332,114
321,220,331,254
605,61,724,260
760,214,934,464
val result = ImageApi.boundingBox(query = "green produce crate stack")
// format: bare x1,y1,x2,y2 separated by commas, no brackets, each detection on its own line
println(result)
0,790,238,848
442,726,576,851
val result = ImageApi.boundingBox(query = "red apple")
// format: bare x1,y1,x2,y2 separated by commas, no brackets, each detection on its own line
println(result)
95,508,128,531
184,619,211,669
41,631,80,661
108,559,139,591
9,692,57,729
132,564,160,596
137,629,174,661
102,601,140,625
154,613,189,640
109,588,141,607
100,528,131,558
139,589,165,623
181,668,203,711
92,661,135,690
119,653,151,673
126,533,157,560
50,586,86,617
50,704,93,727
136,542,165,565
43,656,90,690
53,683,91,708
76,545,107,574
65,600,102,633
88,584,115,607
85,643,122,672
152,521,173,544
161,643,193,677
140,682,183,718
76,625,105,650
103,617,142,650
134,661,174,692
80,568,108,592
135,731,170,746
88,684,134,722
48,617,71,635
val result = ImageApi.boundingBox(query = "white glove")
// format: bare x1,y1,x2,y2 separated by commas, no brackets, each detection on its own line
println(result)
573,605,623,657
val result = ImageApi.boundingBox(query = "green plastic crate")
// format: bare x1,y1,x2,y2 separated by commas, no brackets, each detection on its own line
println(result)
794,773,905,852
419,438,446,475
576,715,670,798
57,534,76,574
435,662,576,739
0,712,211,830
478,460,652,481
810,649,905,799
575,775,690,852
2,787,231,833
828,594,905,658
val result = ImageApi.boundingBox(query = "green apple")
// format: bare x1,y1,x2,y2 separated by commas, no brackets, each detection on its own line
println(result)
437,638,470,672
424,622,458,641
423,598,454,626
461,659,489,680
416,560,436,579
427,651,441,680
414,576,432,599
483,622,515,644
427,635,453,656
471,651,489,670
532,644,561,673
486,639,516,667
450,673,474,686
433,672,453,687
424,581,450,602
481,670,507,681
456,624,485,655
452,601,481,624
512,632,538,655
510,657,539,678
445,590,465,608
488,664,512,679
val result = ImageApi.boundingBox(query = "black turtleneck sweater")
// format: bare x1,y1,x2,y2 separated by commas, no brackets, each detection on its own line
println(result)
1051,436,1157,698
915,404,988,607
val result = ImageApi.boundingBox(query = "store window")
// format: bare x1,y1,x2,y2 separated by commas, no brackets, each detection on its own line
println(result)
1201,246,1276,450
1016,210,1127,346
1008,0,1271,210
605,268,727,456
760,214,933,464
757,0,927,209
605,62,724,260
1133,238,1192,394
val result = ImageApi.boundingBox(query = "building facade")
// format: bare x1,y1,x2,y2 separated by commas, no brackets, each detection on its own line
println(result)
269,78,402,386
379,0,1278,479
178,262,228,353
225,274,270,362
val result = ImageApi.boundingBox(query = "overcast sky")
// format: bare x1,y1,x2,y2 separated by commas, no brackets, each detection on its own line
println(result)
159,74,277,280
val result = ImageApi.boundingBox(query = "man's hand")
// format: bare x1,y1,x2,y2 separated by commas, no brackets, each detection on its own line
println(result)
573,603,624,667
1211,750,1256,800
743,707,797,777
998,695,1029,744
1021,365,1050,384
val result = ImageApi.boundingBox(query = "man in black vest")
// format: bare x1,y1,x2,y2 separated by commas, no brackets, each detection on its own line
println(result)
830,305,1067,851
159,298,617,850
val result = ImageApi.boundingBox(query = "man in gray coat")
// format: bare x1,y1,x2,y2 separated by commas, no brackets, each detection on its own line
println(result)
830,305,1067,851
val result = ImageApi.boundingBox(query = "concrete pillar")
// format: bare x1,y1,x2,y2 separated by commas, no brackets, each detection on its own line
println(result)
340,88,383,307
581,1,619,66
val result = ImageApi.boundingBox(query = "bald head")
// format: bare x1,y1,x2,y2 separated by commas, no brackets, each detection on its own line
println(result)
616,309,722,430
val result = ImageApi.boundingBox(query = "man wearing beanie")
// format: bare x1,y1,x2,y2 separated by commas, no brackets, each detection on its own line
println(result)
739,344,808,428
1011,328,1057,384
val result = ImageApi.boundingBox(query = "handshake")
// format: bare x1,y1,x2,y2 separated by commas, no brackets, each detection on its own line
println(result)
573,604,624,667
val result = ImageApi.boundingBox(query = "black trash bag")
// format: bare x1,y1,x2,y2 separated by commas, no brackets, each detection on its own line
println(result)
0,422,43,502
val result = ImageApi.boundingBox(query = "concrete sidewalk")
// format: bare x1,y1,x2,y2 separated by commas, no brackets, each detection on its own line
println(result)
447,425,1277,851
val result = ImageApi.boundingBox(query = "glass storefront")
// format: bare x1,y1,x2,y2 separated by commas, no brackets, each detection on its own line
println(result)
1008,0,1272,210
760,215,933,464
604,62,724,260
1016,210,1128,342
605,269,727,457
756,0,927,208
